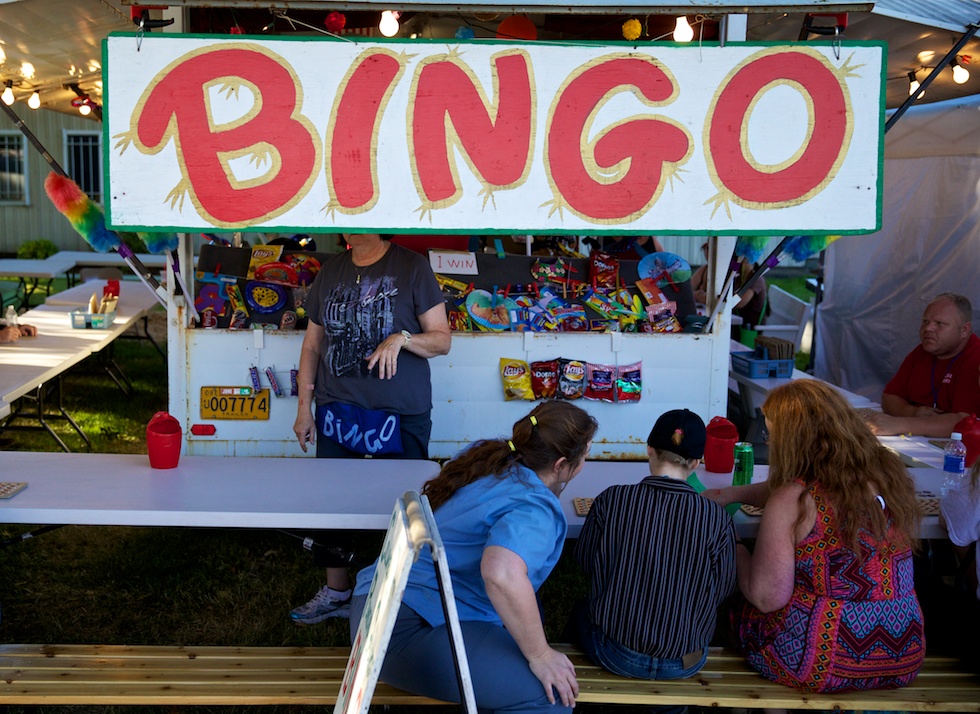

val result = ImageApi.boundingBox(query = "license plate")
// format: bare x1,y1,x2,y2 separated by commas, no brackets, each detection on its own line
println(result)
200,387,271,420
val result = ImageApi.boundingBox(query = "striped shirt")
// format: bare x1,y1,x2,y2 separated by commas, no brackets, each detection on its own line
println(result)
575,475,737,657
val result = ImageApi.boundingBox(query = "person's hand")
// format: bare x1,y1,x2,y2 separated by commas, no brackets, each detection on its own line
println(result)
865,411,899,436
293,411,317,453
912,405,942,417
527,648,578,708
0,325,22,343
694,289,707,304
18,324,37,337
365,332,408,380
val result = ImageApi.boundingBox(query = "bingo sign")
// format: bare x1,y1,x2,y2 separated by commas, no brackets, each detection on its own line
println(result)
104,34,885,235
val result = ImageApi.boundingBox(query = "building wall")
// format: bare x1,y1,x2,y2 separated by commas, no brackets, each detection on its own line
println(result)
0,104,101,256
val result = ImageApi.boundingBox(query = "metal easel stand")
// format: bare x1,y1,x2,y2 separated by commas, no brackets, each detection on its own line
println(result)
0,376,91,452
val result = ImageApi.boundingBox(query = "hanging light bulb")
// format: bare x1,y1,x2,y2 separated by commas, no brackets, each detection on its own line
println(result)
907,71,924,98
673,16,694,43
951,58,970,85
379,10,401,37
27,90,40,109
1,80,14,106
78,102,92,116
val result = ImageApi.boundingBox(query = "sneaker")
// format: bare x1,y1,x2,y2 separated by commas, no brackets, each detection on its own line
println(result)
289,586,352,625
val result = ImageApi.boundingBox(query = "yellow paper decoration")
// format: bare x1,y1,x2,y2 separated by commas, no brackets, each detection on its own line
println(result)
622,18,642,41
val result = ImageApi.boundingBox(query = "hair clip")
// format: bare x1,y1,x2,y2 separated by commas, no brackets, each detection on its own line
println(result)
529,416,538,427
508,440,516,452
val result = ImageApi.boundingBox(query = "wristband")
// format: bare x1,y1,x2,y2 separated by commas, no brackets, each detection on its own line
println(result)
400,329,412,344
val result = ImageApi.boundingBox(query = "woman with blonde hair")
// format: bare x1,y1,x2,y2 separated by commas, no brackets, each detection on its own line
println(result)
709,379,925,692
350,400,598,713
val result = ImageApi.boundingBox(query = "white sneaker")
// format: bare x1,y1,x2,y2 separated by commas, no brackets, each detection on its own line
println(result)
289,586,352,625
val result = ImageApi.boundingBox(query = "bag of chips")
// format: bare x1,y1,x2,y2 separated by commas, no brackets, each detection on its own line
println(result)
500,358,534,401
558,358,587,400
530,359,559,399
590,251,619,290
616,362,643,402
585,362,616,402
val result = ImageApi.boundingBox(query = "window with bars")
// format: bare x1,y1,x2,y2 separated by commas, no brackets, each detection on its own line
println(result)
0,132,27,203
64,131,102,204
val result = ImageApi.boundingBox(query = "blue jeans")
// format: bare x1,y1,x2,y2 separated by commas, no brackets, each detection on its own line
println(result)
571,601,706,680
350,594,571,714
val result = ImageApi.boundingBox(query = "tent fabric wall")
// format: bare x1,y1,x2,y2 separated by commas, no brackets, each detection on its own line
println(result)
816,94,980,402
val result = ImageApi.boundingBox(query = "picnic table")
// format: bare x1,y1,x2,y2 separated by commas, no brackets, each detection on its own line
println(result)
0,285,162,450
0,255,76,311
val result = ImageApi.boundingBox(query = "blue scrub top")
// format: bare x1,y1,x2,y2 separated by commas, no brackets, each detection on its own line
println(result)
355,464,566,627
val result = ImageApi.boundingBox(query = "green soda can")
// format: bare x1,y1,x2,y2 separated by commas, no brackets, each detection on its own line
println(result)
733,442,754,487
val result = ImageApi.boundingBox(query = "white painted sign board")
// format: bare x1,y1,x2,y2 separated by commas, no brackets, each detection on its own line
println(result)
105,35,885,236
335,491,476,714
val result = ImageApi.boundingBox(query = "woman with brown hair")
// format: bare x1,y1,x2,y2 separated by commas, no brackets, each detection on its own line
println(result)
709,379,925,692
349,400,598,713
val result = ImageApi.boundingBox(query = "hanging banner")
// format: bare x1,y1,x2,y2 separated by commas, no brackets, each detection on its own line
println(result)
104,34,885,235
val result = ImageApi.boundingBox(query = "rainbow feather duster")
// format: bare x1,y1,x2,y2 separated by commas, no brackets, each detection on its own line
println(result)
784,234,841,262
139,231,179,254
734,235,769,265
44,172,121,253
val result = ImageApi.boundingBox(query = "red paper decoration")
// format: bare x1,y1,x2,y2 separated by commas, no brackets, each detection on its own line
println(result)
229,26,243,34
324,11,347,33
496,15,537,41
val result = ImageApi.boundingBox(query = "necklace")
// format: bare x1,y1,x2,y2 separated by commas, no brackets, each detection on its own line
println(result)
349,242,389,284
930,352,962,409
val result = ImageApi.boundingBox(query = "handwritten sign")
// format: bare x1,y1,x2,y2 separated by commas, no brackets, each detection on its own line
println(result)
105,35,885,235
429,251,479,275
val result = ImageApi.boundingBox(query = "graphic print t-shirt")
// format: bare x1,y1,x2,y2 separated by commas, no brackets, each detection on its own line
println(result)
306,243,445,415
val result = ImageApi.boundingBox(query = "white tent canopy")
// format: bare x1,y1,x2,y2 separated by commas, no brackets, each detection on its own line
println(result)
816,93,980,401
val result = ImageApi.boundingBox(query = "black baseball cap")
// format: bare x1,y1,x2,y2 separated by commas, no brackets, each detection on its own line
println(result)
647,409,706,460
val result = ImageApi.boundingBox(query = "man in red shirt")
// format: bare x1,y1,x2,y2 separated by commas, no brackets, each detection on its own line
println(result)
869,293,980,437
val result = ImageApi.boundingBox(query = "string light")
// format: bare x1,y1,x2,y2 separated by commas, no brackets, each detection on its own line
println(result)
379,10,400,37
673,16,694,43
951,58,970,84
27,91,40,109
1,80,14,106
907,71,924,98
78,103,92,116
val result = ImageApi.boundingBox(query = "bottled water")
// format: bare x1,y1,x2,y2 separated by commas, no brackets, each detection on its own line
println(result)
940,432,967,497
4,304,17,328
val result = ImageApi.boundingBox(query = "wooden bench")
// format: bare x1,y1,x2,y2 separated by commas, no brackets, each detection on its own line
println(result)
2,643,978,710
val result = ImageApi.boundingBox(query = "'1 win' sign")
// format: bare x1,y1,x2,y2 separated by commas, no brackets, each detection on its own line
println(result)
105,35,885,235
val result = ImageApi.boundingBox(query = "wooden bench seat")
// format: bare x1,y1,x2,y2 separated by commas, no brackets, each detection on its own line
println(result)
2,643,978,711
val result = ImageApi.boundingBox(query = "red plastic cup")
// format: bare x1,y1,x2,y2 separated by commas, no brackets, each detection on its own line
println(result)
704,416,739,473
146,411,183,469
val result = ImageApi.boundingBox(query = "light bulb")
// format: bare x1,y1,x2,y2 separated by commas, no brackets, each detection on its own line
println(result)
951,62,970,85
379,10,400,37
1,84,14,106
908,79,923,97
673,16,694,43
78,103,92,116
27,91,40,109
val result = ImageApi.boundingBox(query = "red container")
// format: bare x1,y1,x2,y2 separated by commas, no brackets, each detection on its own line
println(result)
704,416,739,473
954,413,980,469
146,411,182,469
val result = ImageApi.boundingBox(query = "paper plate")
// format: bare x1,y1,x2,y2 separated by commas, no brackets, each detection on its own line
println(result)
638,251,692,288
465,290,515,331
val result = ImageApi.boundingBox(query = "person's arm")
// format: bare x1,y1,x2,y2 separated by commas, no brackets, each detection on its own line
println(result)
292,322,323,452
737,483,810,612
367,302,451,379
704,481,769,508
881,392,943,418
867,407,967,438
482,545,578,707
690,264,708,304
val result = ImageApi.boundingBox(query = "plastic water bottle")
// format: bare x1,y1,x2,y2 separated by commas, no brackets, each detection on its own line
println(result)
941,432,967,497
4,304,17,328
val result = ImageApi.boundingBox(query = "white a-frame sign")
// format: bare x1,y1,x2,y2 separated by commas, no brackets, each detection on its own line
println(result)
335,491,477,714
